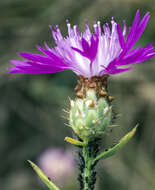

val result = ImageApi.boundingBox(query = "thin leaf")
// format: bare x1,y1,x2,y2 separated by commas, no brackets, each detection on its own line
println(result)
94,125,138,162
28,160,61,190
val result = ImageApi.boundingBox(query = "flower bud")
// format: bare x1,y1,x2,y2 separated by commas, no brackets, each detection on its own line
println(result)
69,76,112,141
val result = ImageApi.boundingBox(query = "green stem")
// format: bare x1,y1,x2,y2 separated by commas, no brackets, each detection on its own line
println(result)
78,138,100,190
82,146,96,190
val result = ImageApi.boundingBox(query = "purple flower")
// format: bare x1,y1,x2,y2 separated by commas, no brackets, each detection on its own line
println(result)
38,148,76,185
9,10,155,78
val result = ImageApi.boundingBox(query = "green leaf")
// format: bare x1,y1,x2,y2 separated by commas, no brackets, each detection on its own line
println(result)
94,125,138,162
28,160,61,190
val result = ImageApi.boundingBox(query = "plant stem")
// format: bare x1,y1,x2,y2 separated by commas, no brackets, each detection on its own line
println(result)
78,138,100,190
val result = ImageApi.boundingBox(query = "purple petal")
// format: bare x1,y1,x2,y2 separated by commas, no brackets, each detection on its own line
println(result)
90,35,99,60
126,10,150,50
117,23,125,49
105,65,132,74
72,35,98,62
125,10,140,48
8,60,69,74
18,52,67,68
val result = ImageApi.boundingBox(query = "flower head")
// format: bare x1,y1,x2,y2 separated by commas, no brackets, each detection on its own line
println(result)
9,10,155,78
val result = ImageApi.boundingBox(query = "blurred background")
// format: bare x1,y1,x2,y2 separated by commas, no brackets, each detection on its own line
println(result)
0,0,155,189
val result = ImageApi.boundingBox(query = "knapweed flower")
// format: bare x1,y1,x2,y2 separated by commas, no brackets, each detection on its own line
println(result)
38,148,76,185
9,10,155,78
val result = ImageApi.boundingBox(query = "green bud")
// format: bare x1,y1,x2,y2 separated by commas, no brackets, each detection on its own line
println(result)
69,85,112,141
